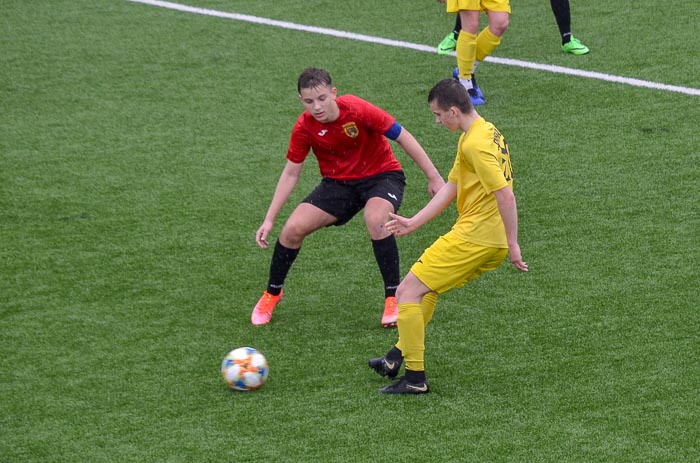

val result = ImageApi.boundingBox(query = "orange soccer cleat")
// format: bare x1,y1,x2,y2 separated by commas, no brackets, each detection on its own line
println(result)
251,290,283,325
381,296,398,328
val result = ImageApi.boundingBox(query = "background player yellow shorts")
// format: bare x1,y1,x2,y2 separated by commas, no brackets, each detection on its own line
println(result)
446,0,511,13
410,230,508,294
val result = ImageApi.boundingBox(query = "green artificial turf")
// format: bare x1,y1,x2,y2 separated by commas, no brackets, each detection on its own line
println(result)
1,1,698,461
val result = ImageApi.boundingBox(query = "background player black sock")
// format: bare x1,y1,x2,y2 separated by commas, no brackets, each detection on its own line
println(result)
550,0,572,43
372,235,400,298
266,240,300,296
453,15,462,38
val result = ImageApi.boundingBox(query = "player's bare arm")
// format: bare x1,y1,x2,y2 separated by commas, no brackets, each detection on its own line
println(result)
385,181,457,236
493,185,528,272
256,160,304,249
394,129,445,197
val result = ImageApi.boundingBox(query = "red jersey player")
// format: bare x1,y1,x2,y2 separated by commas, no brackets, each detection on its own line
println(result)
251,67,445,328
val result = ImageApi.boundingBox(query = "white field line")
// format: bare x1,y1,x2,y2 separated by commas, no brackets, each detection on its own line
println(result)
125,0,700,97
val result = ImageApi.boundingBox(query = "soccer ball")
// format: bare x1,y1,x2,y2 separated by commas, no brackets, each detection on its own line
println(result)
221,347,269,391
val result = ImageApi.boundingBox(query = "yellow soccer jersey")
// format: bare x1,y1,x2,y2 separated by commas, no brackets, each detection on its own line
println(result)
447,117,513,247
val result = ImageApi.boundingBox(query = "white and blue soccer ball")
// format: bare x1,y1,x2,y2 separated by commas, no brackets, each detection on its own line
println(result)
221,347,269,391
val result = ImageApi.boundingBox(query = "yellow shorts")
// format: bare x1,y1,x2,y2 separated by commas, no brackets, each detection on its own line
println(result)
446,0,511,13
410,230,507,294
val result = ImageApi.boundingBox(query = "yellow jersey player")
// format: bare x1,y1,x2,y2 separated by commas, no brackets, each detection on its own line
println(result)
437,0,511,105
369,78,528,394
438,0,590,59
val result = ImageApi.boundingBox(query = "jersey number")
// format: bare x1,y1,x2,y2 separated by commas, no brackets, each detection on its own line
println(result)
494,129,512,182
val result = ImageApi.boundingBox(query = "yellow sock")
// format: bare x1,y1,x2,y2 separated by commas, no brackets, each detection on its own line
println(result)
396,302,425,372
422,292,438,326
395,293,437,358
456,31,477,80
476,27,502,62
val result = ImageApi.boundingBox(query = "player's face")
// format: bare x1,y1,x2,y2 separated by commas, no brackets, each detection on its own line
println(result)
430,101,459,132
299,84,339,123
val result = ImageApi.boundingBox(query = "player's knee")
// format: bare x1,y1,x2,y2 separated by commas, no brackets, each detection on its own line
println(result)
489,16,509,36
396,277,425,304
280,220,309,245
396,284,408,303
364,211,391,236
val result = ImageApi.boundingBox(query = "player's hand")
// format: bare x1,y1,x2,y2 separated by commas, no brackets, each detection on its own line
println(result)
385,212,415,237
508,243,528,272
255,221,274,249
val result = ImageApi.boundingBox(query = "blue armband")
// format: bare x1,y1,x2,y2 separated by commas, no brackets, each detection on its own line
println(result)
384,122,403,141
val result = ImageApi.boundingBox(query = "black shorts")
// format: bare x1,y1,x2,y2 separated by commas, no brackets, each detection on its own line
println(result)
302,170,406,226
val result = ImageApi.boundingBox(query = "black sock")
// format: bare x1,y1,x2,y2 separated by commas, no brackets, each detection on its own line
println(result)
405,369,426,384
550,0,572,42
266,240,300,296
372,235,400,298
386,346,403,362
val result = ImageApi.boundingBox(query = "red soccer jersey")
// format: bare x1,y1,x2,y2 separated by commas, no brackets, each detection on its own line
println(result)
286,94,403,181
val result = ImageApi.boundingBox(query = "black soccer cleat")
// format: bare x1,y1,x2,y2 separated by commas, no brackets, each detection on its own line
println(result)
368,356,402,378
379,376,430,395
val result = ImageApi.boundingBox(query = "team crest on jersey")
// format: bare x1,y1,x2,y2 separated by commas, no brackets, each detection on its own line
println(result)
343,122,359,138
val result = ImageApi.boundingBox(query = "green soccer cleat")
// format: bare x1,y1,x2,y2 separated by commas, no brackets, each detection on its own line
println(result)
437,33,457,55
562,36,590,55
